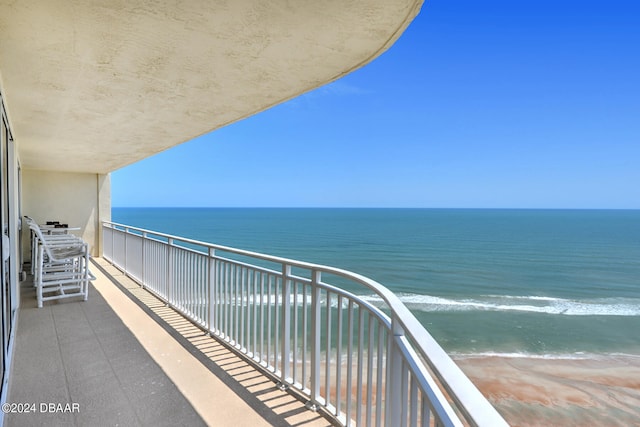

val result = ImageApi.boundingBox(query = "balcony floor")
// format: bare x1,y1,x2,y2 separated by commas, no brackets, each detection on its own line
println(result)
5,258,332,427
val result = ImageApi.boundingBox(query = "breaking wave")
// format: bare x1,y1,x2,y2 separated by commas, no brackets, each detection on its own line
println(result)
360,294,640,316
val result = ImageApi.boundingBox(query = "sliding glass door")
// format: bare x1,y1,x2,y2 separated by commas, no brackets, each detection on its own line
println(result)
0,111,8,386
0,98,17,391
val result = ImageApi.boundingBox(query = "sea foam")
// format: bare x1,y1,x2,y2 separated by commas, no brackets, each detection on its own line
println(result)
361,294,640,316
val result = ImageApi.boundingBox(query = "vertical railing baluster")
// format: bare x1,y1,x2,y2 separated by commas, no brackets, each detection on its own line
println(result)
227,263,232,341
366,314,374,427
178,250,183,309
188,251,192,314
421,395,431,427
183,250,187,309
178,250,182,308
266,274,272,368
246,269,251,352
252,270,258,358
218,260,223,335
193,255,197,319
208,248,215,332
237,267,242,347
187,251,191,311
236,266,246,348
194,254,199,320
202,256,206,322
302,282,308,391
346,300,354,426
156,242,160,295
232,264,237,343
280,264,291,386
200,255,204,322
410,375,418,427
186,251,191,313
157,242,161,295
213,259,218,333
182,250,186,308
190,252,194,314
224,263,230,341
110,224,114,262
241,267,246,349
246,268,251,351
145,239,150,291
292,280,298,385
260,272,265,362
141,231,146,286
174,249,179,307
200,256,206,324
356,308,364,426
325,290,332,408
182,250,187,313
220,260,225,335
181,252,189,313
308,269,321,409
179,251,184,310
232,263,237,342
231,263,235,342
387,317,404,427
336,295,343,417
274,275,280,371
167,238,173,305
401,362,409,427
189,252,193,316
376,324,385,427
155,242,159,295
124,227,128,273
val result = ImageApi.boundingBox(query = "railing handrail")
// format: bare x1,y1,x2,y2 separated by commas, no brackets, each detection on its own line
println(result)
103,220,508,426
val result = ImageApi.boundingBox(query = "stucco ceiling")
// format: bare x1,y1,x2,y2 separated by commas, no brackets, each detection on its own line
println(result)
0,0,422,174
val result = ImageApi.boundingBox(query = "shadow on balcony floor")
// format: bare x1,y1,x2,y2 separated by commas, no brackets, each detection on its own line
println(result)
5,258,332,427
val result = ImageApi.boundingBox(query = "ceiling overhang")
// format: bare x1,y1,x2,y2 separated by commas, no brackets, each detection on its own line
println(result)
0,0,423,174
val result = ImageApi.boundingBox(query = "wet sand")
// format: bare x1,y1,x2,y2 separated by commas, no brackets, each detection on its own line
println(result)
454,354,640,427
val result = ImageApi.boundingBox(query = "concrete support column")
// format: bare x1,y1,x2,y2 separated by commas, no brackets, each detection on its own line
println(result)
97,173,111,257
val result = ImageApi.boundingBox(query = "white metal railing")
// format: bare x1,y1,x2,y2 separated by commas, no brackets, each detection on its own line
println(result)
102,221,508,427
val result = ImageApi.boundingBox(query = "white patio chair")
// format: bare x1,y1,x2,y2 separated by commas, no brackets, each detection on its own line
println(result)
28,220,94,308
25,216,83,274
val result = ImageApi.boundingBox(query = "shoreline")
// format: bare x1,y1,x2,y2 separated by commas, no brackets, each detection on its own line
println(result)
454,353,640,427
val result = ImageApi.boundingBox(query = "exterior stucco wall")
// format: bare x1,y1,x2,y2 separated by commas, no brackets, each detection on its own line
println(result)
21,169,110,259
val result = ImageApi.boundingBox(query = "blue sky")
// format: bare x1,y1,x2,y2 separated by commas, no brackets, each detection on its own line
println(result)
112,0,640,209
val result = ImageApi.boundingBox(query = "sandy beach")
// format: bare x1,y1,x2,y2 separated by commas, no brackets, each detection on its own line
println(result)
455,354,640,426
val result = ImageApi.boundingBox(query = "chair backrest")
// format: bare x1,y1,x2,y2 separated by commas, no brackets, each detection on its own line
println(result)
27,221,46,243
28,221,85,261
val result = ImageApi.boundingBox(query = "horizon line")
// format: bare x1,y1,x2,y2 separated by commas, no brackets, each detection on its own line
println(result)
111,206,640,211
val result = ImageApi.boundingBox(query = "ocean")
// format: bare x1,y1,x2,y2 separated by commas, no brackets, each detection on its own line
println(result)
111,207,640,425
111,207,640,358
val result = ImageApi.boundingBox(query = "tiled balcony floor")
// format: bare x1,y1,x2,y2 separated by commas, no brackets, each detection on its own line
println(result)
5,258,332,427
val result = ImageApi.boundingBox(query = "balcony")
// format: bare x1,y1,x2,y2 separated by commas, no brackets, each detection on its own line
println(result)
94,222,507,426
6,257,333,426
5,221,509,426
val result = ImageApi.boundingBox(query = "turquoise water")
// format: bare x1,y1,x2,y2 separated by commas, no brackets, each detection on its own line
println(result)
111,208,640,357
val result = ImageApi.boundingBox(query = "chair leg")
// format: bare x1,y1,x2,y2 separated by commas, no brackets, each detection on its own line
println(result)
83,253,89,301
36,247,43,308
